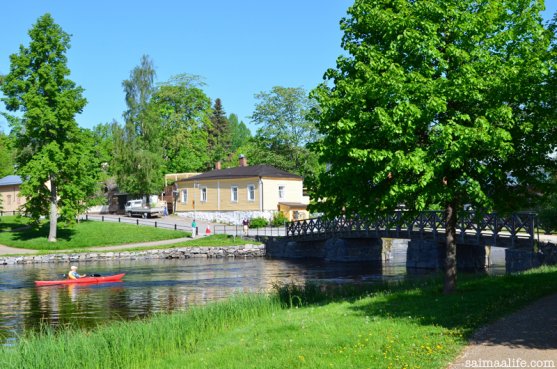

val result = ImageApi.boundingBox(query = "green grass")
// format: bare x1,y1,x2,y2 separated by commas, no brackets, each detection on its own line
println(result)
2,266,557,369
0,219,189,250
0,216,31,231
41,235,262,254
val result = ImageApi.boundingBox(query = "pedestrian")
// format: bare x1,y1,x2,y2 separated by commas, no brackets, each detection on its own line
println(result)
242,218,249,236
192,219,197,237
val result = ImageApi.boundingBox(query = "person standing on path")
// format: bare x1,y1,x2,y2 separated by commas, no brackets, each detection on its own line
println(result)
242,218,249,236
191,219,197,237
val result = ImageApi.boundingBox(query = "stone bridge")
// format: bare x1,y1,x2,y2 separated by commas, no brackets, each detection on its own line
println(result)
263,211,539,272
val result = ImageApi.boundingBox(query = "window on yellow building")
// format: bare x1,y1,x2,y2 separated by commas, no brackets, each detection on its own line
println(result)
247,184,255,201
181,189,188,203
200,187,207,202
231,186,238,202
278,185,285,200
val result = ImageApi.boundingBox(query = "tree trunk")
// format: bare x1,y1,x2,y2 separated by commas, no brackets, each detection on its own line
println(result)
48,177,58,242
444,202,457,294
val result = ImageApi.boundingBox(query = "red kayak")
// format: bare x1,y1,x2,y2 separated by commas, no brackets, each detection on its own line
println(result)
35,273,125,286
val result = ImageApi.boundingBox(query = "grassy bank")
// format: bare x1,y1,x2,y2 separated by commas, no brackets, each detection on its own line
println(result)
2,266,557,369
0,216,31,231
0,219,188,250
43,235,263,254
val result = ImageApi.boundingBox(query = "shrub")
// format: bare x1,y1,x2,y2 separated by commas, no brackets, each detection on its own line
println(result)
270,212,289,227
539,206,557,234
248,217,268,228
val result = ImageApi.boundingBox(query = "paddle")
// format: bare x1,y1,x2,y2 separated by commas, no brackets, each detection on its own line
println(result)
60,273,102,278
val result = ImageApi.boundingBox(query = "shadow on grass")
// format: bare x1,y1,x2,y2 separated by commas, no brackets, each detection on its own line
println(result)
0,219,30,232
274,266,557,349
8,223,76,242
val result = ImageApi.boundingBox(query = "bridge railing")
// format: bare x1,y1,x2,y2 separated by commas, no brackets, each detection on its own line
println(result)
286,211,537,247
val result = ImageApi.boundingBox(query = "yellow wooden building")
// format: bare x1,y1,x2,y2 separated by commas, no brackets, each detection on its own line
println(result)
0,175,25,213
174,157,309,222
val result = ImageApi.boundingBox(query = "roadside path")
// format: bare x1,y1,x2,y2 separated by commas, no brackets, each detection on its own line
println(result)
0,236,198,256
448,293,557,368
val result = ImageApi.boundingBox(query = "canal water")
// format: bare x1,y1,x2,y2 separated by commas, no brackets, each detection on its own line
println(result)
0,250,505,345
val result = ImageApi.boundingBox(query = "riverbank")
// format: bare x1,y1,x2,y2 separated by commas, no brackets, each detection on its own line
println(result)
2,265,557,369
0,244,265,265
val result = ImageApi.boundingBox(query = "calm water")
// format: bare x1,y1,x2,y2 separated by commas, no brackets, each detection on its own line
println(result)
0,251,505,345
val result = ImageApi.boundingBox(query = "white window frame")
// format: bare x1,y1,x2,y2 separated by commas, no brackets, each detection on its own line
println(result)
278,185,286,200
247,184,255,202
181,189,188,203
231,186,238,202
200,187,207,202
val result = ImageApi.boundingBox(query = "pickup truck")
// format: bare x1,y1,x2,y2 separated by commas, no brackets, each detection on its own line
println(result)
124,200,164,218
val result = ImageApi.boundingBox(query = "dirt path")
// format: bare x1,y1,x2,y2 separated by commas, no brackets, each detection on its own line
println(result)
447,293,557,368
0,244,37,255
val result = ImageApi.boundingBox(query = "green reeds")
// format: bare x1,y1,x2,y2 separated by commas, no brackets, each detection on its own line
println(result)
1,294,281,369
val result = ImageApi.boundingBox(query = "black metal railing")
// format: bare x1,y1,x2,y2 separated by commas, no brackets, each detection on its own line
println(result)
213,224,286,237
0,210,24,217
80,214,191,232
286,211,537,247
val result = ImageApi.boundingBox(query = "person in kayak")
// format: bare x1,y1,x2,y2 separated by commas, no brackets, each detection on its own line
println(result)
68,265,85,279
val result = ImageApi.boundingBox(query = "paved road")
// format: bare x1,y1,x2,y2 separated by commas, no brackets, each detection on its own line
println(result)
448,293,557,369
82,214,286,237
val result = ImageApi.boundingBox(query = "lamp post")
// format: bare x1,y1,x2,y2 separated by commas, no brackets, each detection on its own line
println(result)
193,182,199,220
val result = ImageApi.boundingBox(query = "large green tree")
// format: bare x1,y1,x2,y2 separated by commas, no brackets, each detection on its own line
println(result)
250,86,321,176
0,131,15,178
207,98,231,167
113,55,164,203
152,74,212,173
228,113,252,152
310,0,556,293
1,14,99,241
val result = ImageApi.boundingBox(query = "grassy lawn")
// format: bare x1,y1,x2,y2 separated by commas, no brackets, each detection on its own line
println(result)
0,219,189,250
44,235,262,254
3,266,557,369
0,216,31,231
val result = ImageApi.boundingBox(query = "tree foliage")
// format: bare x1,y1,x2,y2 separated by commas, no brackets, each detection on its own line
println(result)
1,14,99,241
151,74,212,173
250,86,321,176
113,55,164,202
0,131,15,178
207,98,231,166
309,0,556,292
228,113,252,152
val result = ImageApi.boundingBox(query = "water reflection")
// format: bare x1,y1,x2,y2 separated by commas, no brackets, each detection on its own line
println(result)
0,254,504,345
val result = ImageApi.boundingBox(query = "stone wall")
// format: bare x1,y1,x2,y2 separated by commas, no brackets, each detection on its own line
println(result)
0,245,265,265
262,236,392,262
505,242,557,273
177,211,277,224
407,239,488,270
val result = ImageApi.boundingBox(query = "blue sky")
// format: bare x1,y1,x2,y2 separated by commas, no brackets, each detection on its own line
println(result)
1,1,555,134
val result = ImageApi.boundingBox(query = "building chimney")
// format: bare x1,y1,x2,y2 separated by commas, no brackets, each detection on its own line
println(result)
215,161,222,170
239,154,247,167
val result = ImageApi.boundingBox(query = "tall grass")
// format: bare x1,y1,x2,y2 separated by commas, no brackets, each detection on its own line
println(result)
1,294,281,369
